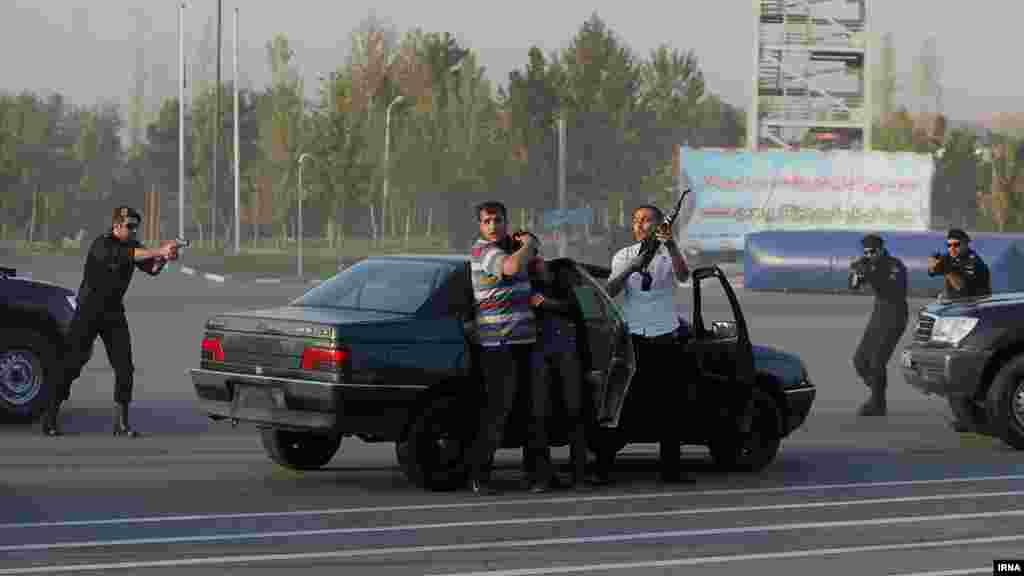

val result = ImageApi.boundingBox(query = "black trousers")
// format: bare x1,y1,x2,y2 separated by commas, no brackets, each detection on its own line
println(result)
526,348,586,483
853,302,909,394
55,304,135,407
470,343,535,483
598,332,687,474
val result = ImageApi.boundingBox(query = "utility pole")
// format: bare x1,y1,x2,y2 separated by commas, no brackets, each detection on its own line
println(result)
178,2,185,239
557,114,567,258
212,0,222,249
233,7,240,254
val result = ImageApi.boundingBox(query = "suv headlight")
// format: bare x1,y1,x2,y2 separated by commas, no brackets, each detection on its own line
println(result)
931,316,978,344
65,295,78,311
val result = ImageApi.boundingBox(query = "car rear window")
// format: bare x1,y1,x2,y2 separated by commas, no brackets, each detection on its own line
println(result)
291,259,455,314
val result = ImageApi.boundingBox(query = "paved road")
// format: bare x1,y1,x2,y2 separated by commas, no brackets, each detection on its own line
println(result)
2,255,1022,575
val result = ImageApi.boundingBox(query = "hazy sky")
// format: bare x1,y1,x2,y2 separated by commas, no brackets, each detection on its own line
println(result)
3,1,1021,122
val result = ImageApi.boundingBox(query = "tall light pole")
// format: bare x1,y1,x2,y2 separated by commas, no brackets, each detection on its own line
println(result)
212,0,222,249
232,7,240,255
297,153,314,279
382,94,404,244
178,2,186,240
557,114,567,258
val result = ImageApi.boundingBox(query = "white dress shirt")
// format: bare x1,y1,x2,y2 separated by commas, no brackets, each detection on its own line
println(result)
611,242,686,337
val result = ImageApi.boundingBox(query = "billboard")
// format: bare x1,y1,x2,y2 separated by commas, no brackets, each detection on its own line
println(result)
677,148,935,254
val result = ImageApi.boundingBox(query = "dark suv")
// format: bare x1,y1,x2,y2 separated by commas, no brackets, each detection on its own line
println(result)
901,292,1024,449
0,266,80,422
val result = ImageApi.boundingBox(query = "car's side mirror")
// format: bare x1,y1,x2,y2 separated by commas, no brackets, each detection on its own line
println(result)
710,320,737,339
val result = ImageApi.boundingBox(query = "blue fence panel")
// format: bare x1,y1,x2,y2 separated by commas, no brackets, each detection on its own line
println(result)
744,230,1024,296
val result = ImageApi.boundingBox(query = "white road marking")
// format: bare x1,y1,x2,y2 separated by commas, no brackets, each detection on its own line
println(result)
4,473,1024,530
1,535,1020,575
3,489,1024,546
429,553,1002,576
180,266,195,276
888,570,992,576
252,278,281,284
4,507,1024,553
203,272,226,283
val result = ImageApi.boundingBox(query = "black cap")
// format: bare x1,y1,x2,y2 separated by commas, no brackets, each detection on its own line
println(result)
947,228,970,242
861,234,883,249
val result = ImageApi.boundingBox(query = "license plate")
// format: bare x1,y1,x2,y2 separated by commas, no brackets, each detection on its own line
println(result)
235,385,284,409
901,350,913,369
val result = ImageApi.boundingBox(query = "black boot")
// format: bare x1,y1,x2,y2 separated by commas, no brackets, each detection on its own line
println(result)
41,403,62,437
113,403,139,437
857,385,887,416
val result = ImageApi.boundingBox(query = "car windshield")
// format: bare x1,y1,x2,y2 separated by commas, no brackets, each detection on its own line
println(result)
290,259,455,314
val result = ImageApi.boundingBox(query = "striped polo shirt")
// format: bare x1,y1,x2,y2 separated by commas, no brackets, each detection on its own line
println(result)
470,238,536,348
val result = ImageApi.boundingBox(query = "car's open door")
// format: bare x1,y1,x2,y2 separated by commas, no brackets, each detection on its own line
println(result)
571,261,636,428
690,266,756,427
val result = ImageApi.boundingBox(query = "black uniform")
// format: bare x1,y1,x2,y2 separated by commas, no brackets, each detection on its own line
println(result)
928,251,991,300
58,233,160,406
850,250,909,412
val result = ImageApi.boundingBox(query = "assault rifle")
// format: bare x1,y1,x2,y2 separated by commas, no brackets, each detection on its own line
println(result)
636,186,691,273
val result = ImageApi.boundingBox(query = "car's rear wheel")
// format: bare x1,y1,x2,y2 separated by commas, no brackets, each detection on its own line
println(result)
260,428,343,470
708,388,782,472
404,395,472,491
985,355,1024,450
0,330,57,423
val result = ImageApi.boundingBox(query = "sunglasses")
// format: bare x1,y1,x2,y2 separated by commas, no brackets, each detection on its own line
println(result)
863,249,878,256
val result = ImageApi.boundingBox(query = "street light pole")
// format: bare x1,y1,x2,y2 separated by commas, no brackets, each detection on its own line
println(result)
382,94,404,245
297,153,313,279
232,7,240,255
178,2,186,240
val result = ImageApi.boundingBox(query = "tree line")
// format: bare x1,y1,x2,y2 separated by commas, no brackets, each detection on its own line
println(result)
0,13,747,251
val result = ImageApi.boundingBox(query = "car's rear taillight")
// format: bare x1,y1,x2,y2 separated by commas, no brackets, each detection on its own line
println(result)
301,345,349,372
201,336,225,362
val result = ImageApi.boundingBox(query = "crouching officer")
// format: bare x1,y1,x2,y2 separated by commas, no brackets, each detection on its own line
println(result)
927,228,991,300
42,206,177,436
849,234,909,416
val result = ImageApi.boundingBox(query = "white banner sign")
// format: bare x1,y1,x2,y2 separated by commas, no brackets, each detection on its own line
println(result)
678,147,934,252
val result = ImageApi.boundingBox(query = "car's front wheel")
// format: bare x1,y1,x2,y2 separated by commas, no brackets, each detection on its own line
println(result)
260,428,343,470
985,355,1024,450
708,387,782,472
404,395,472,491
0,330,57,423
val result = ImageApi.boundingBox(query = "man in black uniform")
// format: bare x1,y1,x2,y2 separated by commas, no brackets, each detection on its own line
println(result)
927,228,991,432
849,234,909,417
927,228,991,300
41,206,177,436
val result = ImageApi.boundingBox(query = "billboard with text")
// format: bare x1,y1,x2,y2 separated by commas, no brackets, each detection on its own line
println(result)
678,147,934,253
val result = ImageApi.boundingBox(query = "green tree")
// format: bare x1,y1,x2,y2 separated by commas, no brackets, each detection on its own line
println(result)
307,69,374,248
257,33,308,247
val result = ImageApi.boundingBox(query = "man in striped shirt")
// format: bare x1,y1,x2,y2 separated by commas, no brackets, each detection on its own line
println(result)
467,201,540,495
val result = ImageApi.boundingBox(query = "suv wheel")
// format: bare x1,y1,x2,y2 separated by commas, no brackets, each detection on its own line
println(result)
985,356,1024,450
0,330,56,423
